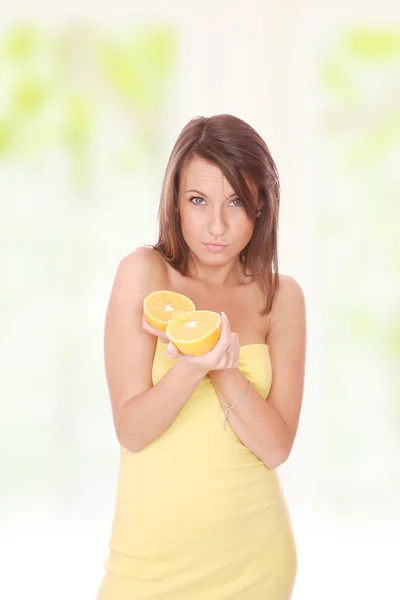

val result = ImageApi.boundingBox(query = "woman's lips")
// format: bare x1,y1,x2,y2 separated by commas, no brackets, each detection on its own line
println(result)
203,243,229,252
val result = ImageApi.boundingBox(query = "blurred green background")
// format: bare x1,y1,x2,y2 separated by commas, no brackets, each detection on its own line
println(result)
1,4,399,599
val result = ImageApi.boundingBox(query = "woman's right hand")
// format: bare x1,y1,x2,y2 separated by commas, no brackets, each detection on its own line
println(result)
142,312,170,343
165,312,240,373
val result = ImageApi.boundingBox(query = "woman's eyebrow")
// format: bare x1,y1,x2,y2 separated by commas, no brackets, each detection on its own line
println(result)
184,188,236,198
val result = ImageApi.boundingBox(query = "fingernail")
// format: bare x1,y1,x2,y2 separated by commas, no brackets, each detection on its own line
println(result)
168,342,174,353
221,311,226,318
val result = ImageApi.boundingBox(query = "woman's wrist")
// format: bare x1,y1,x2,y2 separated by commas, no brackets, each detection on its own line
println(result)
173,356,209,382
208,367,230,384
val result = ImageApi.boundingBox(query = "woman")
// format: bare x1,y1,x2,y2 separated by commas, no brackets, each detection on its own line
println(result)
96,114,307,600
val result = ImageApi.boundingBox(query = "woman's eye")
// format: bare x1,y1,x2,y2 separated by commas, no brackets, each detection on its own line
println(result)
189,196,205,205
188,196,242,207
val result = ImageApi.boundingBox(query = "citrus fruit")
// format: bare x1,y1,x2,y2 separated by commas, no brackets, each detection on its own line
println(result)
166,310,222,356
143,290,196,331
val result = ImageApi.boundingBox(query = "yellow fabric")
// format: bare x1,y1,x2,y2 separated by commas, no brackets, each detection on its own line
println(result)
97,338,297,600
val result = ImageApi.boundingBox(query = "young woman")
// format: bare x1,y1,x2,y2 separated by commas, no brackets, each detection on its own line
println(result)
96,114,307,600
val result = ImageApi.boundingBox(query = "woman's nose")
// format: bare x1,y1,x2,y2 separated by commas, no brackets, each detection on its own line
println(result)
207,210,227,237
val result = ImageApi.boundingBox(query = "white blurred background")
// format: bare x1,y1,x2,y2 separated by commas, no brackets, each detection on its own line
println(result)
1,1,399,598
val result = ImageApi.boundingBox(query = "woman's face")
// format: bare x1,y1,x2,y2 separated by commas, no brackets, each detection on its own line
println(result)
177,156,257,266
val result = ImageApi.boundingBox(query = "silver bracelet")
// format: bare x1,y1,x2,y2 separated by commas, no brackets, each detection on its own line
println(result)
223,379,251,430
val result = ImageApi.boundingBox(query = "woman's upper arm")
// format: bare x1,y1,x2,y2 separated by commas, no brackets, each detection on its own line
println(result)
266,275,307,454
103,248,162,428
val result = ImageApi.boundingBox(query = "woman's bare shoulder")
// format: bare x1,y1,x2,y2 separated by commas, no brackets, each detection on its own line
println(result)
275,272,303,291
268,273,306,329
121,244,161,263
119,245,167,284
272,273,305,307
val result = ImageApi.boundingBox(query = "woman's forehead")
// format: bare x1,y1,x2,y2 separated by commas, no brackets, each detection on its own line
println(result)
181,156,256,197
182,157,227,185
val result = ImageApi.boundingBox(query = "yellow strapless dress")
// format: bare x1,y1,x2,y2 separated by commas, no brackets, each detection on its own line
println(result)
96,338,297,600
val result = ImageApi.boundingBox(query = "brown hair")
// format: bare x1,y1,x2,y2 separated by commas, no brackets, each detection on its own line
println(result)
149,114,280,315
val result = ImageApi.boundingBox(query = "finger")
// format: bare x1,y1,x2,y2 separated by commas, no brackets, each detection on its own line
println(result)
218,312,232,351
226,333,237,368
158,331,170,343
220,333,237,369
142,315,153,333
221,311,231,334
205,312,231,363
142,313,155,333
142,313,168,341
232,333,240,368
165,341,182,358
142,318,158,337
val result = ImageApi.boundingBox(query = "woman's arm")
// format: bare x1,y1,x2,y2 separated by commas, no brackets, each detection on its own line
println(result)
117,359,207,452
103,248,208,453
209,275,306,469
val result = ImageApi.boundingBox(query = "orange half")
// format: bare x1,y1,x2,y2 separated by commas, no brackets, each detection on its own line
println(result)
166,310,222,356
143,290,196,331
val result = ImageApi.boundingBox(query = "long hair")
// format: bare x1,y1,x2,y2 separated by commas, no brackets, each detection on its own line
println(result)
149,114,280,315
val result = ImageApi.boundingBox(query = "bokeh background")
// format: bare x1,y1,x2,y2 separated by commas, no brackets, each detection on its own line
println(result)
1,1,399,598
